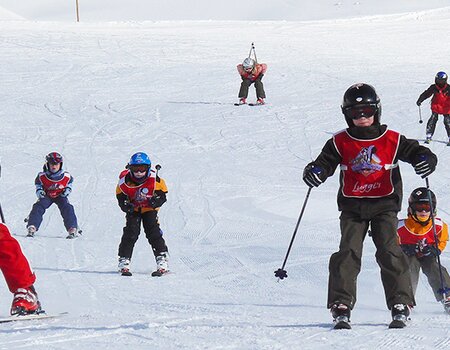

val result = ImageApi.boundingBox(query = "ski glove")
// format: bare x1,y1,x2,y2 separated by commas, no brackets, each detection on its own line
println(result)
413,154,436,178
303,163,325,188
416,238,440,257
401,244,417,257
148,192,167,209
60,187,72,197
36,189,46,199
120,200,134,214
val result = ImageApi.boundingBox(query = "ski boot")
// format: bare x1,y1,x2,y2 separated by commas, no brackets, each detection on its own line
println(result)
27,225,36,238
152,252,169,277
447,138,450,147
331,303,351,329
256,98,265,105
238,98,247,105
118,257,132,276
424,135,432,144
66,227,79,239
389,304,410,328
11,286,42,316
443,296,450,314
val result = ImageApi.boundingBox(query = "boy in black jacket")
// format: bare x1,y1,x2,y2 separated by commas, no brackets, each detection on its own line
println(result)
303,83,437,328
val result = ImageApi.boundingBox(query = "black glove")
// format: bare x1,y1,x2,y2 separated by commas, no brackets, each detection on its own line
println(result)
421,245,441,257
120,200,134,214
413,154,436,178
416,99,422,107
416,238,441,257
303,163,325,188
401,244,417,257
148,193,166,208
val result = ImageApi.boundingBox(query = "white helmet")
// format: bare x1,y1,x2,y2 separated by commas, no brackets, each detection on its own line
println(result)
242,57,255,70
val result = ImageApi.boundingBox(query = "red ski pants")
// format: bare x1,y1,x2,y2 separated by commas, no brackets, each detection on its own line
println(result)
0,224,36,293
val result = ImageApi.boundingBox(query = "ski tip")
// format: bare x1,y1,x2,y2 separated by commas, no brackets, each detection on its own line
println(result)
121,271,132,276
151,270,170,277
333,321,352,330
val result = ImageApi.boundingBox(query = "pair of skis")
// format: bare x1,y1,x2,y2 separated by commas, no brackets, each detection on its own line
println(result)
333,318,408,330
120,269,169,277
234,102,265,107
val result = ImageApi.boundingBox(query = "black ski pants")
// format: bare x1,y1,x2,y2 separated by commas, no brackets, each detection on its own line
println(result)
118,210,168,260
426,112,450,138
407,255,450,301
328,210,415,310
238,75,266,99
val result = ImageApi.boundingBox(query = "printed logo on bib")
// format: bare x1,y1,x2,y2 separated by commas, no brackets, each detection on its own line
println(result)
350,145,382,176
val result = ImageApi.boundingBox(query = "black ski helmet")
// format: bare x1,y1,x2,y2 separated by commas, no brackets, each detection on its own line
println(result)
408,187,437,225
341,83,382,127
435,71,448,87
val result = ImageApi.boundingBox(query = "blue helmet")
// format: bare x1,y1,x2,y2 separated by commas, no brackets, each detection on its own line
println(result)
435,71,448,85
129,152,151,166
128,152,151,183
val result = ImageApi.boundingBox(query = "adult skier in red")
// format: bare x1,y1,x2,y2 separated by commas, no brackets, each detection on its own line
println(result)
416,71,450,145
0,223,42,315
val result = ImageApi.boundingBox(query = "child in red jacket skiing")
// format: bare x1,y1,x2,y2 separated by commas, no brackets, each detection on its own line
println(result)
397,187,450,314
237,57,267,105
416,71,450,145
0,223,42,315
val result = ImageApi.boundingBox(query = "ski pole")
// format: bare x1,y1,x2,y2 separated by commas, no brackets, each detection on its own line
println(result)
425,178,449,299
418,106,423,124
274,187,312,280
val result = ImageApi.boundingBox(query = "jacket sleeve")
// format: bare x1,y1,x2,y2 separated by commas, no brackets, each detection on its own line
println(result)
237,64,245,76
34,174,43,191
438,222,449,252
397,135,437,167
308,138,342,181
417,85,435,104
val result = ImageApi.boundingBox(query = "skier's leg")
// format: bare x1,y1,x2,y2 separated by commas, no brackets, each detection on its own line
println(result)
118,212,142,259
327,211,368,309
142,211,168,256
27,197,53,230
407,256,421,297
370,211,415,309
0,224,36,293
238,78,253,99
443,114,450,139
420,257,450,301
426,112,439,138
54,196,78,230
254,77,266,99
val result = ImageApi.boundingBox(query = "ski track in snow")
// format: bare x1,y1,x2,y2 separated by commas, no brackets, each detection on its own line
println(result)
0,8,450,350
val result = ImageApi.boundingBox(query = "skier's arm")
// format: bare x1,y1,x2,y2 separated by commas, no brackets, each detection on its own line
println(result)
397,136,437,177
438,222,449,252
303,138,341,187
416,85,435,105
34,174,46,198
149,177,168,208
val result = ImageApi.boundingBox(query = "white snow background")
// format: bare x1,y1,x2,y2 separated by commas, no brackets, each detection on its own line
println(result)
0,1,449,349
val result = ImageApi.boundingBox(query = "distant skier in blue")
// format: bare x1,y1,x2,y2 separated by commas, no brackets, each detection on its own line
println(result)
26,152,79,239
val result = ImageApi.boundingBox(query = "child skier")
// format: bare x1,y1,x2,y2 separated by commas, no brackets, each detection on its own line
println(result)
116,152,169,276
397,187,450,314
416,71,450,145
26,152,79,239
0,223,42,315
302,83,438,328
237,57,267,105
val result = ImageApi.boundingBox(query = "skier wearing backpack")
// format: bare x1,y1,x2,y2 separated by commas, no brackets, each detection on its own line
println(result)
116,152,169,276
26,152,79,239
302,83,438,328
397,187,450,314
237,57,267,105
0,223,42,315
416,71,450,145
